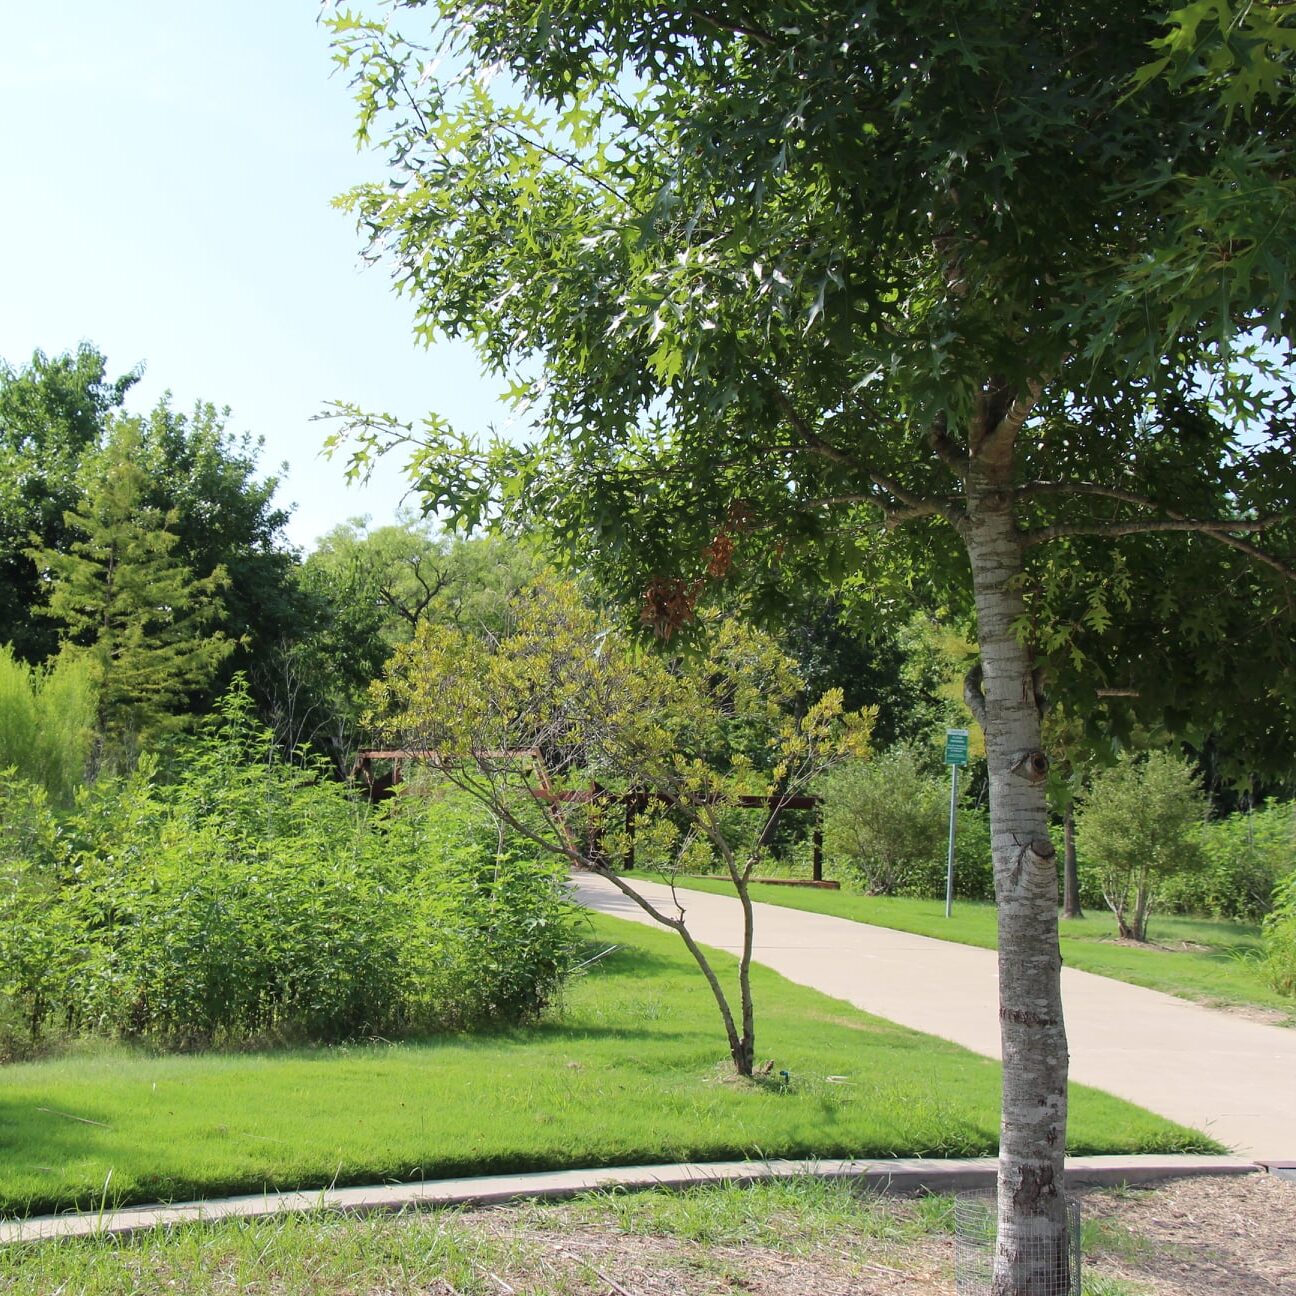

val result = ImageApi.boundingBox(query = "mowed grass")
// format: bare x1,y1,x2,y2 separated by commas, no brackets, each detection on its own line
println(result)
673,877,1291,1020
0,914,1213,1218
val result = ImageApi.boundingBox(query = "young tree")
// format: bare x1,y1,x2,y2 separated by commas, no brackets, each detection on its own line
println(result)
369,577,871,1077
1075,753,1207,942
326,5,1295,1289
128,397,300,708
30,424,232,754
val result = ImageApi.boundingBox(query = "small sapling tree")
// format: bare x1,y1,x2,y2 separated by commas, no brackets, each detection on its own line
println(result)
368,577,872,1077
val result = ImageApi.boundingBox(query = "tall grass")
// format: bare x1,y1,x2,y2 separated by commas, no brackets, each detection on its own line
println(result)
0,645,96,804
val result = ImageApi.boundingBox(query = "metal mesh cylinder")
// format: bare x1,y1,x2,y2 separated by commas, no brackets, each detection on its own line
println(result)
953,1190,1081,1295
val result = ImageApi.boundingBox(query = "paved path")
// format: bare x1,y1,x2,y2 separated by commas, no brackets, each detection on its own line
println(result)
571,874,1296,1159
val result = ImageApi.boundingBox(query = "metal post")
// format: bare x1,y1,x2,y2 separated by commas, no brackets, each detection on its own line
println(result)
944,762,959,918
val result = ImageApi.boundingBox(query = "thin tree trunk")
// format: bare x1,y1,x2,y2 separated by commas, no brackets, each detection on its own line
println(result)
735,877,757,1076
1061,802,1083,920
964,448,1070,1296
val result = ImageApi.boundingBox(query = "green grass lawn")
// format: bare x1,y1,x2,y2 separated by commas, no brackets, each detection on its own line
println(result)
672,876,1292,1020
0,913,1213,1218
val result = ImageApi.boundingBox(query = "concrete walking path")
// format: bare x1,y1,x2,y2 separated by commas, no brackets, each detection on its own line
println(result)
571,874,1296,1160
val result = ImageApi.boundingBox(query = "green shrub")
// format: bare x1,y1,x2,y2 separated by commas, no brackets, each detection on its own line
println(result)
821,746,964,896
891,805,995,902
1161,802,1294,921
0,779,68,1059
1262,870,1296,997
0,682,580,1050
392,798,581,1027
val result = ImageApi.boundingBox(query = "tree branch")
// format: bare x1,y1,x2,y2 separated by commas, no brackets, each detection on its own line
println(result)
977,380,1043,462
767,381,964,530
928,412,968,477
1023,514,1292,577
688,7,780,47
1018,480,1296,579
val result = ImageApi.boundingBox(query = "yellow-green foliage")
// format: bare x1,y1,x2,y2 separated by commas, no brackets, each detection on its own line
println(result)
369,577,874,876
0,645,97,804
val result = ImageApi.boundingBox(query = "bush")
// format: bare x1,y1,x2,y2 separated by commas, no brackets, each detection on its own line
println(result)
388,795,584,1028
1160,802,1294,922
1075,751,1206,941
894,805,995,902
0,683,580,1051
822,746,949,895
1262,871,1296,997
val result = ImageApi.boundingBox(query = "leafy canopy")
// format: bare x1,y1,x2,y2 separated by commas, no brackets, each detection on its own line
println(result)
327,0,1294,721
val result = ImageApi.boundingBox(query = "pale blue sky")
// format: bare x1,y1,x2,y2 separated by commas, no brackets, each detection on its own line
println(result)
0,1,507,550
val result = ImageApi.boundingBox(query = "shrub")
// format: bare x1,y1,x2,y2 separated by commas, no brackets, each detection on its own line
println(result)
1262,871,1296,997
0,682,579,1050
1075,752,1206,942
387,794,583,1029
821,746,948,895
893,804,995,902
0,779,68,1058
1161,802,1294,922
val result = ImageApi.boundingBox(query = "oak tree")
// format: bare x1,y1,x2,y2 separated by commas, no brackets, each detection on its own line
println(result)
326,4,1295,1290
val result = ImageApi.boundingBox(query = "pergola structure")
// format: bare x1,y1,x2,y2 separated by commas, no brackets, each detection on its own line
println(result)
352,748,825,881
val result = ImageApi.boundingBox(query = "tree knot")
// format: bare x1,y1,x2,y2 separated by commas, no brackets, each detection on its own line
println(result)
1012,835,1057,873
1008,748,1050,783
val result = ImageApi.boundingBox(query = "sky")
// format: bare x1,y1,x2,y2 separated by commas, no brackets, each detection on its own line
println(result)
0,1,509,551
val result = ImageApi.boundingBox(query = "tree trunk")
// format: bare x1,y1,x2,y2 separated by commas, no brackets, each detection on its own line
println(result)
964,448,1071,1296
1132,879,1152,943
1061,802,1083,920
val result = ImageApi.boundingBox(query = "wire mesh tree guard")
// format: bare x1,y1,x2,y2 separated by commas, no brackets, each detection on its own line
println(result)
953,1190,1081,1295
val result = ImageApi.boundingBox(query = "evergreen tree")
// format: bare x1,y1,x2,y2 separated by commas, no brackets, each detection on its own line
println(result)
0,345,136,662
30,424,232,753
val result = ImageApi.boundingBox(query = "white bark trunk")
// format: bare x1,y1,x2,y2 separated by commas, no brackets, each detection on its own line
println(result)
964,454,1071,1296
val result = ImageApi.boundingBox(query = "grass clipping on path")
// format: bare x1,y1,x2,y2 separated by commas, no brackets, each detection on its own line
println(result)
0,913,1214,1217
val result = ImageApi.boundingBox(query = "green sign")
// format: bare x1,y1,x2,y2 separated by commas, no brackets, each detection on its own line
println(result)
944,728,970,766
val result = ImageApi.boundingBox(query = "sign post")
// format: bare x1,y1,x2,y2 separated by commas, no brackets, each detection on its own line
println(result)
943,728,969,917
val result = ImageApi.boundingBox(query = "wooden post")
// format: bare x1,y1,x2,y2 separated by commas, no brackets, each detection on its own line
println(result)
812,819,824,882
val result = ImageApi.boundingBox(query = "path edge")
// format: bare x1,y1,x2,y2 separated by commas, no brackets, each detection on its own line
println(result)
1,1154,1261,1246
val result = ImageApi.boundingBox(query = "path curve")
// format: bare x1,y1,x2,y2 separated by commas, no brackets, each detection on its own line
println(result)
571,874,1296,1159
